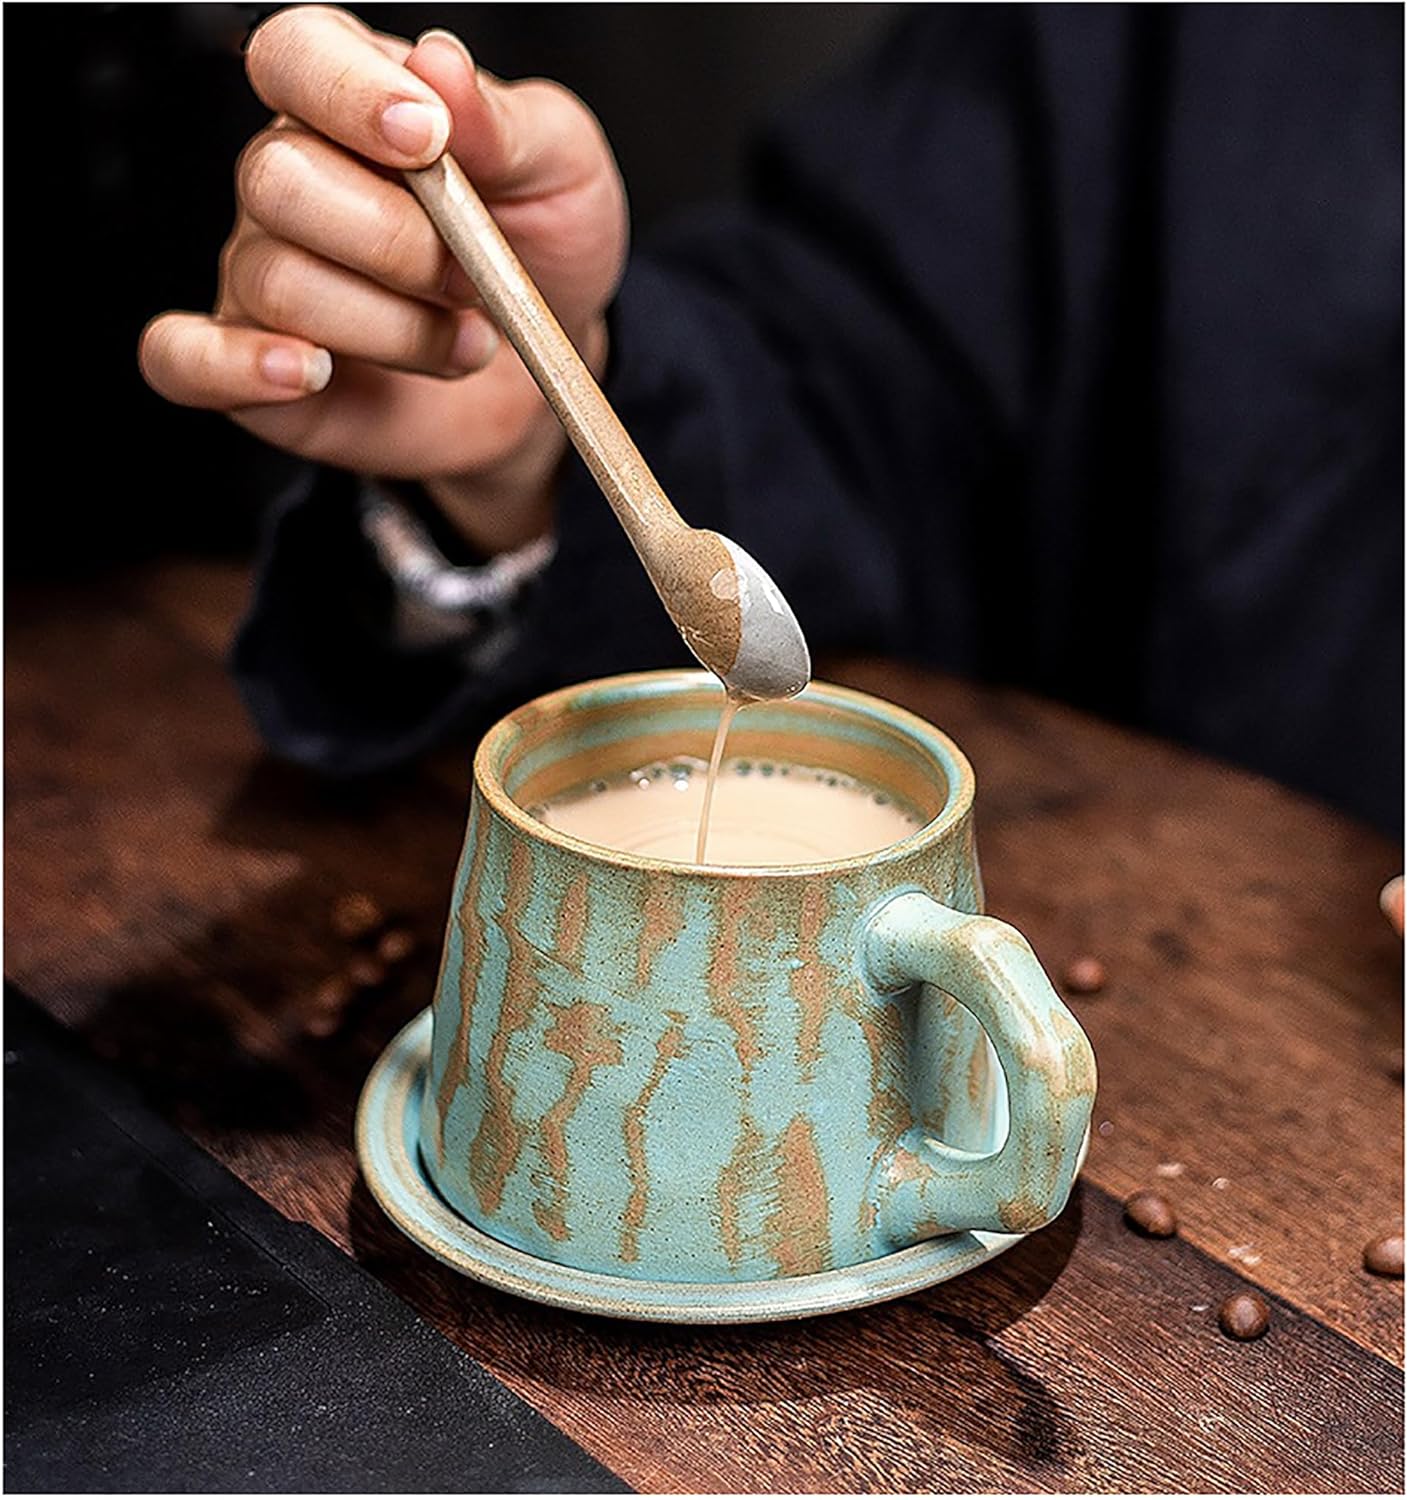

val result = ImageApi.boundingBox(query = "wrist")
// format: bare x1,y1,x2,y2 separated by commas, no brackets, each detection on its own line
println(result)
422,458,557,556
422,316,610,556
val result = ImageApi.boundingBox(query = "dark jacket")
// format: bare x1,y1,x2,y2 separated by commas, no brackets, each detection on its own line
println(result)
235,4,1404,832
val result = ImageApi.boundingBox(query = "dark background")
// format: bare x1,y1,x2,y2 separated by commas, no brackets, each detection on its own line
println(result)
4,2,896,578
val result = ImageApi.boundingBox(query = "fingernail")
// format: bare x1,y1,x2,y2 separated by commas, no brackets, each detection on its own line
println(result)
417,28,475,76
451,315,499,372
304,348,333,392
261,346,331,393
381,99,448,157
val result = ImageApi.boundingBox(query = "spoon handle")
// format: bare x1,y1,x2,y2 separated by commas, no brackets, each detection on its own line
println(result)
405,155,687,550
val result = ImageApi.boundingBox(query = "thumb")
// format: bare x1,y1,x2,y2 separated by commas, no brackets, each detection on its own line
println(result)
406,29,601,200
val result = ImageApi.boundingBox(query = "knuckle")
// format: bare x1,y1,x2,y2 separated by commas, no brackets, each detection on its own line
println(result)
525,78,598,147
247,4,327,55
244,6,298,82
233,134,271,214
365,210,422,287
236,133,304,229
321,58,364,126
301,3,353,27
246,6,352,97
243,245,298,327
216,233,242,298
519,76,576,118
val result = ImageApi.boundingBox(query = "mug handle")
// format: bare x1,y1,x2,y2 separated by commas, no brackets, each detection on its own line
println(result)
862,891,1098,1240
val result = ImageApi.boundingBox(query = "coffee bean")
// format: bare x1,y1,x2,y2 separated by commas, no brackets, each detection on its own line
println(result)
346,954,388,990
331,892,384,941
312,974,353,1011
377,927,418,965
1386,1049,1404,1085
1124,1189,1178,1238
1363,1232,1404,1278
1218,1291,1270,1340
1063,956,1106,994
301,976,354,1039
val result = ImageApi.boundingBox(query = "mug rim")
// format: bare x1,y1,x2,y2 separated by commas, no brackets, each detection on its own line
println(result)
473,669,977,879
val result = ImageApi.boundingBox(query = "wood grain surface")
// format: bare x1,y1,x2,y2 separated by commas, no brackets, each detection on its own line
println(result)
6,561,1403,1493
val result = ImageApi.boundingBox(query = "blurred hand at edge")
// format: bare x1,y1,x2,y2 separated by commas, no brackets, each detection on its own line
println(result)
1381,876,1403,937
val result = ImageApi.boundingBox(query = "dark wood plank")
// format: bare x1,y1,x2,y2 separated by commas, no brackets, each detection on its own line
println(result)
5,573,466,1039
827,659,1405,1367
339,1177,1401,1494
6,564,1403,1493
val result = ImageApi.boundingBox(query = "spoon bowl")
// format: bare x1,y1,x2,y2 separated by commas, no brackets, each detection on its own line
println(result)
714,535,811,701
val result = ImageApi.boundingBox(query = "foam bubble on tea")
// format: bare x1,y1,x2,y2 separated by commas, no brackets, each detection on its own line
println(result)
533,758,925,867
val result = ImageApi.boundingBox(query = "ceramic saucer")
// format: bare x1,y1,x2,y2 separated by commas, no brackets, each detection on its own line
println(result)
355,1010,1024,1325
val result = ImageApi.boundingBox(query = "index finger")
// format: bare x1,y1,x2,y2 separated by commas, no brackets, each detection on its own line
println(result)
245,5,450,168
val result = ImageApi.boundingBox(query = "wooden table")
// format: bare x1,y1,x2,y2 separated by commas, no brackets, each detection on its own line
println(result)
7,560,1403,1493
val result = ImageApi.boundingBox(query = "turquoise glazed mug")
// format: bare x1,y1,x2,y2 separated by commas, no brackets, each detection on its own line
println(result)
422,671,1097,1283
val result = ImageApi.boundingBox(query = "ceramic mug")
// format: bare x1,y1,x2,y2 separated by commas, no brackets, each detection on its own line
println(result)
422,671,1097,1283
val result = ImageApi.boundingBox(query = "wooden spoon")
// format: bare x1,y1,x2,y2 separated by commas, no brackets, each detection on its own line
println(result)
405,155,810,702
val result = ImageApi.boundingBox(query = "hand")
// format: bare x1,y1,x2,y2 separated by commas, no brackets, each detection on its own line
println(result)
1382,876,1403,937
138,5,628,553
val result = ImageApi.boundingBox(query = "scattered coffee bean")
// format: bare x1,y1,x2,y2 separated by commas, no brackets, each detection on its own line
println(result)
232,1005,283,1060
1363,1232,1404,1278
313,974,353,1011
331,892,384,941
1386,1049,1404,1085
1124,1189,1178,1238
303,1009,342,1040
1218,1291,1270,1341
377,927,418,965
1063,956,1106,994
301,976,354,1039
346,954,388,990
